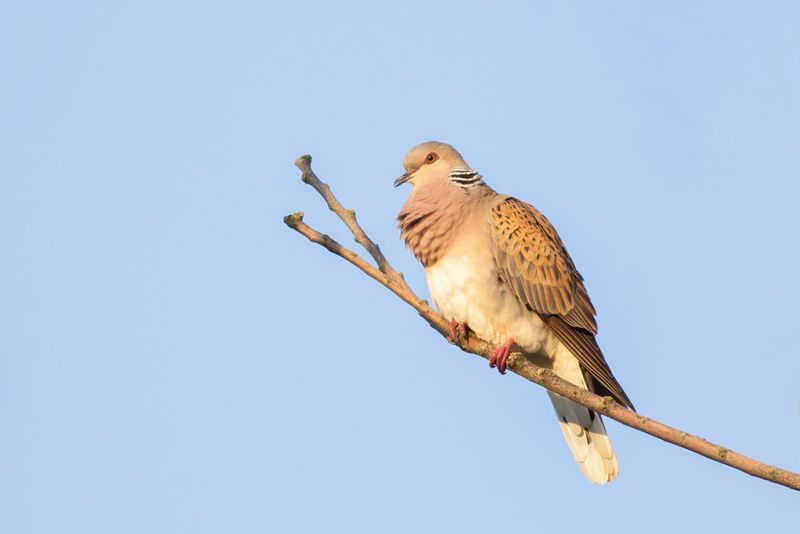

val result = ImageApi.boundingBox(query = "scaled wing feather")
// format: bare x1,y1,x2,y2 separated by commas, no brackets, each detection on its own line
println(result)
489,197,634,409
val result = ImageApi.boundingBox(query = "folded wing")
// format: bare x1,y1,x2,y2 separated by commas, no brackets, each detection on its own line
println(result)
489,197,634,409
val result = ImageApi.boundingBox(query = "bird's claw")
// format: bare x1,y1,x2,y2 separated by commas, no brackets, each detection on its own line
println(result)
489,338,517,374
447,319,469,343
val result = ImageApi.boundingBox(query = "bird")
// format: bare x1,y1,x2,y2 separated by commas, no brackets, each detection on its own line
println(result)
395,141,634,484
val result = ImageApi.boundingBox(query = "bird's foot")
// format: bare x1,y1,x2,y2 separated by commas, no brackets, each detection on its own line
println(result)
489,338,517,374
447,319,469,343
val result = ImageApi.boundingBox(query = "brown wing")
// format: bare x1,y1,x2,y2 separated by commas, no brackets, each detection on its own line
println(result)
490,197,634,410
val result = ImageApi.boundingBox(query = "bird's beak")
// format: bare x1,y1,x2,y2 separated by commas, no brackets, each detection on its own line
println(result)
394,169,415,187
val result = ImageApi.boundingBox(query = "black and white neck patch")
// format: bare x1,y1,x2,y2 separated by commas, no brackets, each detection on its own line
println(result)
448,169,483,188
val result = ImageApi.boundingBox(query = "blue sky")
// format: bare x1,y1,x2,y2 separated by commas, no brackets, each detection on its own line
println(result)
2,1,799,532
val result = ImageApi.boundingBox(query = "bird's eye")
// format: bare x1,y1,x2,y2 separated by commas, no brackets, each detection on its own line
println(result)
425,152,439,164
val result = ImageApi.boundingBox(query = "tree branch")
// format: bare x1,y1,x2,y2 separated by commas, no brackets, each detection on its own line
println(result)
283,154,800,492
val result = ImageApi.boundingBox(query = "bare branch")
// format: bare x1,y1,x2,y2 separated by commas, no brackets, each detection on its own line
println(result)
283,156,800,492
294,155,407,286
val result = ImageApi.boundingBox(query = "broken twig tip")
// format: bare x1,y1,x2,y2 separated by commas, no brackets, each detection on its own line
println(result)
283,211,305,227
294,154,312,169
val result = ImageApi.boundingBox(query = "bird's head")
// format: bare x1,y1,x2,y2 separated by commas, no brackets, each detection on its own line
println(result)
394,141,471,188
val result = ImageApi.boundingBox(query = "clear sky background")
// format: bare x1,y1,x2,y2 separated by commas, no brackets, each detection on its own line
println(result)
2,1,799,533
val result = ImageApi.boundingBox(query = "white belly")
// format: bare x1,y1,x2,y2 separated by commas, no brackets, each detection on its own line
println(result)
424,250,555,355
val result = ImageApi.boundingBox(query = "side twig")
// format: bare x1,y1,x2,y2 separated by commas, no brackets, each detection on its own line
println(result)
283,154,800,492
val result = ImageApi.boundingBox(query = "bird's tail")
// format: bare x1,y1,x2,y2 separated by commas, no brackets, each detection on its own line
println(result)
547,392,618,484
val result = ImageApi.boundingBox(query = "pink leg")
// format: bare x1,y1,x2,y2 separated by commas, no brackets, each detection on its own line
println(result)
489,338,517,374
447,319,469,343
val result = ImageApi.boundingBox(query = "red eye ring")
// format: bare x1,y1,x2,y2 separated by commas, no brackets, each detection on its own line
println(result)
425,152,439,164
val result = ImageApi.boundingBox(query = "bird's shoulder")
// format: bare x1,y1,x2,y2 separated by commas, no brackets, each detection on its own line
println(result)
488,195,576,273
